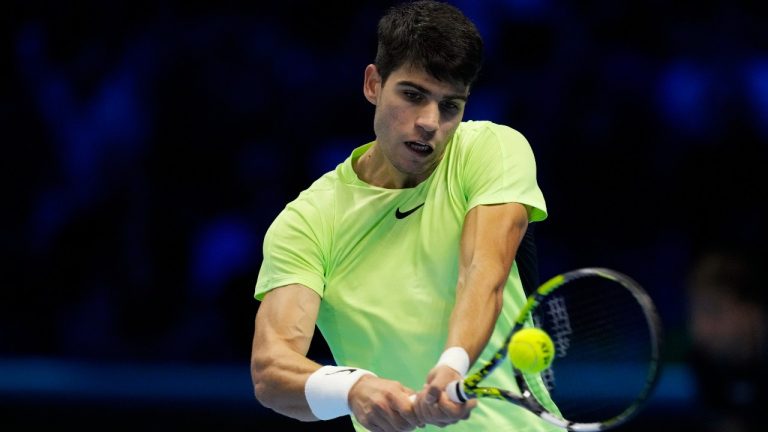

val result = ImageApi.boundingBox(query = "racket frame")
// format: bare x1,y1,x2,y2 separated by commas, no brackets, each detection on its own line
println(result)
453,267,663,432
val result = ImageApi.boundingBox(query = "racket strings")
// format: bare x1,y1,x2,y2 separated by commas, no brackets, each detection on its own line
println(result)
528,276,660,424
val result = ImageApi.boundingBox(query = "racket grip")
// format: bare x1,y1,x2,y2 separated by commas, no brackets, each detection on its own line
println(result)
408,381,467,404
445,379,467,403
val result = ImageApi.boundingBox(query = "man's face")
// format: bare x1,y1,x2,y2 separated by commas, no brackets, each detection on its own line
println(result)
363,64,469,186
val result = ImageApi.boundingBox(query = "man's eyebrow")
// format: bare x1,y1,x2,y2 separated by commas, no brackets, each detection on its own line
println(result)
397,80,468,102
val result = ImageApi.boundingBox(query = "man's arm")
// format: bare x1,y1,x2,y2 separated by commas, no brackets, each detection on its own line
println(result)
414,202,529,424
251,283,325,420
448,202,529,357
251,283,422,430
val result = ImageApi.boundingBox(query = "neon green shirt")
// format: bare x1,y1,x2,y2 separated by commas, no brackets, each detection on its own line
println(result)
255,120,560,431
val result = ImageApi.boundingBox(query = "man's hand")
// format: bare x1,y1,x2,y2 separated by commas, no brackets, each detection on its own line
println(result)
348,374,423,432
412,365,477,427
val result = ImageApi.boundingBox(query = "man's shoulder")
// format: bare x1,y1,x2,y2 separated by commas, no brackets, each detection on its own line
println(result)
453,121,529,155
289,170,341,210
458,120,524,140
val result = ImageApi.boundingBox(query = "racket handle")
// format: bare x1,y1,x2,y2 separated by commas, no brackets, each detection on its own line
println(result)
445,379,467,403
408,380,467,404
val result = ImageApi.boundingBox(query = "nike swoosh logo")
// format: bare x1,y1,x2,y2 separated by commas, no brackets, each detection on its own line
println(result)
325,368,358,375
395,203,425,219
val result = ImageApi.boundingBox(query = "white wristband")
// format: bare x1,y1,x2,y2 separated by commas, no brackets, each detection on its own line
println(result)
436,346,470,377
304,365,376,420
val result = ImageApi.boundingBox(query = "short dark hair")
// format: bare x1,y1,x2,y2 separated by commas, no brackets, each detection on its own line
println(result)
375,0,484,88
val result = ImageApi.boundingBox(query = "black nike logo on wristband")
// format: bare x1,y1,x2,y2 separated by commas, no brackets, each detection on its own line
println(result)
325,368,358,375
395,203,425,219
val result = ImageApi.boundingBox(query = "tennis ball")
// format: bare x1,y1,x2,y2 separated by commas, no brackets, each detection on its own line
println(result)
508,328,555,373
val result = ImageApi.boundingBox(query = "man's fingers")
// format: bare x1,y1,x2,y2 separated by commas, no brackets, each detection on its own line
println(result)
423,384,442,404
395,393,423,429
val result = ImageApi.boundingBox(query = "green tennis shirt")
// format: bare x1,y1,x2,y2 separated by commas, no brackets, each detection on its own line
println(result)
255,120,560,432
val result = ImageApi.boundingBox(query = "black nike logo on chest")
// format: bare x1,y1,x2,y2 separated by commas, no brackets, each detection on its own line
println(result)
395,203,425,219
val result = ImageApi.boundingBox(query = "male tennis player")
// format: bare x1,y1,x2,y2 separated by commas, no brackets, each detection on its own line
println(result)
251,1,558,431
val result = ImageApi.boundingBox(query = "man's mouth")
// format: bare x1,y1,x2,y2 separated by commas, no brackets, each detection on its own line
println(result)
405,141,433,154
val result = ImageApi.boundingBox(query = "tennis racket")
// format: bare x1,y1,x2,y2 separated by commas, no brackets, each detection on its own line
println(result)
446,267,663,431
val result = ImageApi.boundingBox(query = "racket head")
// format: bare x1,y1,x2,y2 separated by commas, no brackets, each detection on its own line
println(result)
453,268,663,431
517,268,664,430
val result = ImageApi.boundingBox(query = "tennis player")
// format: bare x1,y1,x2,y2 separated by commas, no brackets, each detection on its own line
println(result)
250,1,558,431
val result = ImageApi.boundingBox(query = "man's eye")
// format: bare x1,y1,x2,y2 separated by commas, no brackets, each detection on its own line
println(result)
441,102,460,113
403,91,422,101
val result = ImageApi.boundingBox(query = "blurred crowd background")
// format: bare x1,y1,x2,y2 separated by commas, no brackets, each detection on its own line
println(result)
3,0,767,430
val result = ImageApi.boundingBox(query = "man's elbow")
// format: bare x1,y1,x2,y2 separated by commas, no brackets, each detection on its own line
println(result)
250,357,275,408
251,360,317,422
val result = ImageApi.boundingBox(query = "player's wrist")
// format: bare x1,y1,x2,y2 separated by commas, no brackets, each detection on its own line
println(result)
304,365,376,420
436,346,470,377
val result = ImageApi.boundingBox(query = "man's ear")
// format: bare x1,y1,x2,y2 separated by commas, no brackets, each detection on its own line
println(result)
363,64,381,105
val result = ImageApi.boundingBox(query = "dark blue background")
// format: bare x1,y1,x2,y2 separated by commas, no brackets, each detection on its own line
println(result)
3,0,767,430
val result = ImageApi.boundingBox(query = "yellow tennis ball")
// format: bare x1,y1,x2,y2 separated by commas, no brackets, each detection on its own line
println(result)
508,328,555,373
